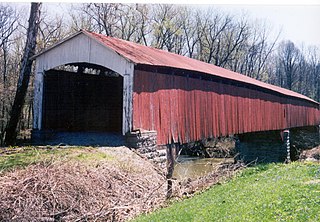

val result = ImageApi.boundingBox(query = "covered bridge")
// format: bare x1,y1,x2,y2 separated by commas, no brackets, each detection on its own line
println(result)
32,30,320,147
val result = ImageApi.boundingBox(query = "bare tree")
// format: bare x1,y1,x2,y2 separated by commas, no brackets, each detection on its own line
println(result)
4,2,41,145
69,3,95,32
38,10,67,51
81,3,122,36
181,7,199,58
0,4,18,84
133,4,151,45
150,4,184,53
306,46,320,101
233,20,280,80
196,9,233,63
215,17,249,68
0,4,19,145
277,40,301,90
71,3,152,45
295,44,308,95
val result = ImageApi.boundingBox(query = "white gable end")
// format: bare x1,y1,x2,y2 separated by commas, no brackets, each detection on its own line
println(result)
35,32,134,76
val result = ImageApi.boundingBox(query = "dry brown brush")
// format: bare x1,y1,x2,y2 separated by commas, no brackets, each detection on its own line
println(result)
0,158,166,221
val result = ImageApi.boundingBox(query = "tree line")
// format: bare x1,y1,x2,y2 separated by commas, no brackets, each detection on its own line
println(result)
0,3,319,145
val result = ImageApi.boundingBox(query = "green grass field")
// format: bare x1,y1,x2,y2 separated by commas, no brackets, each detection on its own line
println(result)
0,146,112,173
133,162,320,222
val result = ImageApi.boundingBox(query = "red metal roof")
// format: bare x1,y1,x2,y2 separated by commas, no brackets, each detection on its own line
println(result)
84,30,318,105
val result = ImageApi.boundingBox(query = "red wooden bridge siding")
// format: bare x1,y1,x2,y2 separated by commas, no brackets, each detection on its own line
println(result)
133,70,320,145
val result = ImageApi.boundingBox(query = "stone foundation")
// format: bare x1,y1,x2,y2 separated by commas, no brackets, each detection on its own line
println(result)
235,130,286,163
235,126,320,163
126,130,166,165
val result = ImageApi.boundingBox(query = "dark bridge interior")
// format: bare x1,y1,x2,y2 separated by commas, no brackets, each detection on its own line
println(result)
42,69,123,133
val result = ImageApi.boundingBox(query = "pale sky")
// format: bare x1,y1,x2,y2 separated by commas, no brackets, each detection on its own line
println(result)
213,4,320,47
3,0,320,47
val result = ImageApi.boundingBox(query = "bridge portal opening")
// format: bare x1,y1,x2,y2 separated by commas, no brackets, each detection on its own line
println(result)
42,63,123,134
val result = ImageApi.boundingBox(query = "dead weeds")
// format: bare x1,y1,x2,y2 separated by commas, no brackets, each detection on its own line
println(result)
0,146,242,221
0,147,166,222
299,145,320,162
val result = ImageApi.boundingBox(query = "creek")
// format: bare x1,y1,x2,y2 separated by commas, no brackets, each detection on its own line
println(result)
173,155,234,180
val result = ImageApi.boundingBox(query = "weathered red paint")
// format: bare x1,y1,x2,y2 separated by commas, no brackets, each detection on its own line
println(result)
133,70,319,145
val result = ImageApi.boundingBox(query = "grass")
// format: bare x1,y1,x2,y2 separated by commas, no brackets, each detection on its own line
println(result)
133,162,320,222
0,146,114,173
